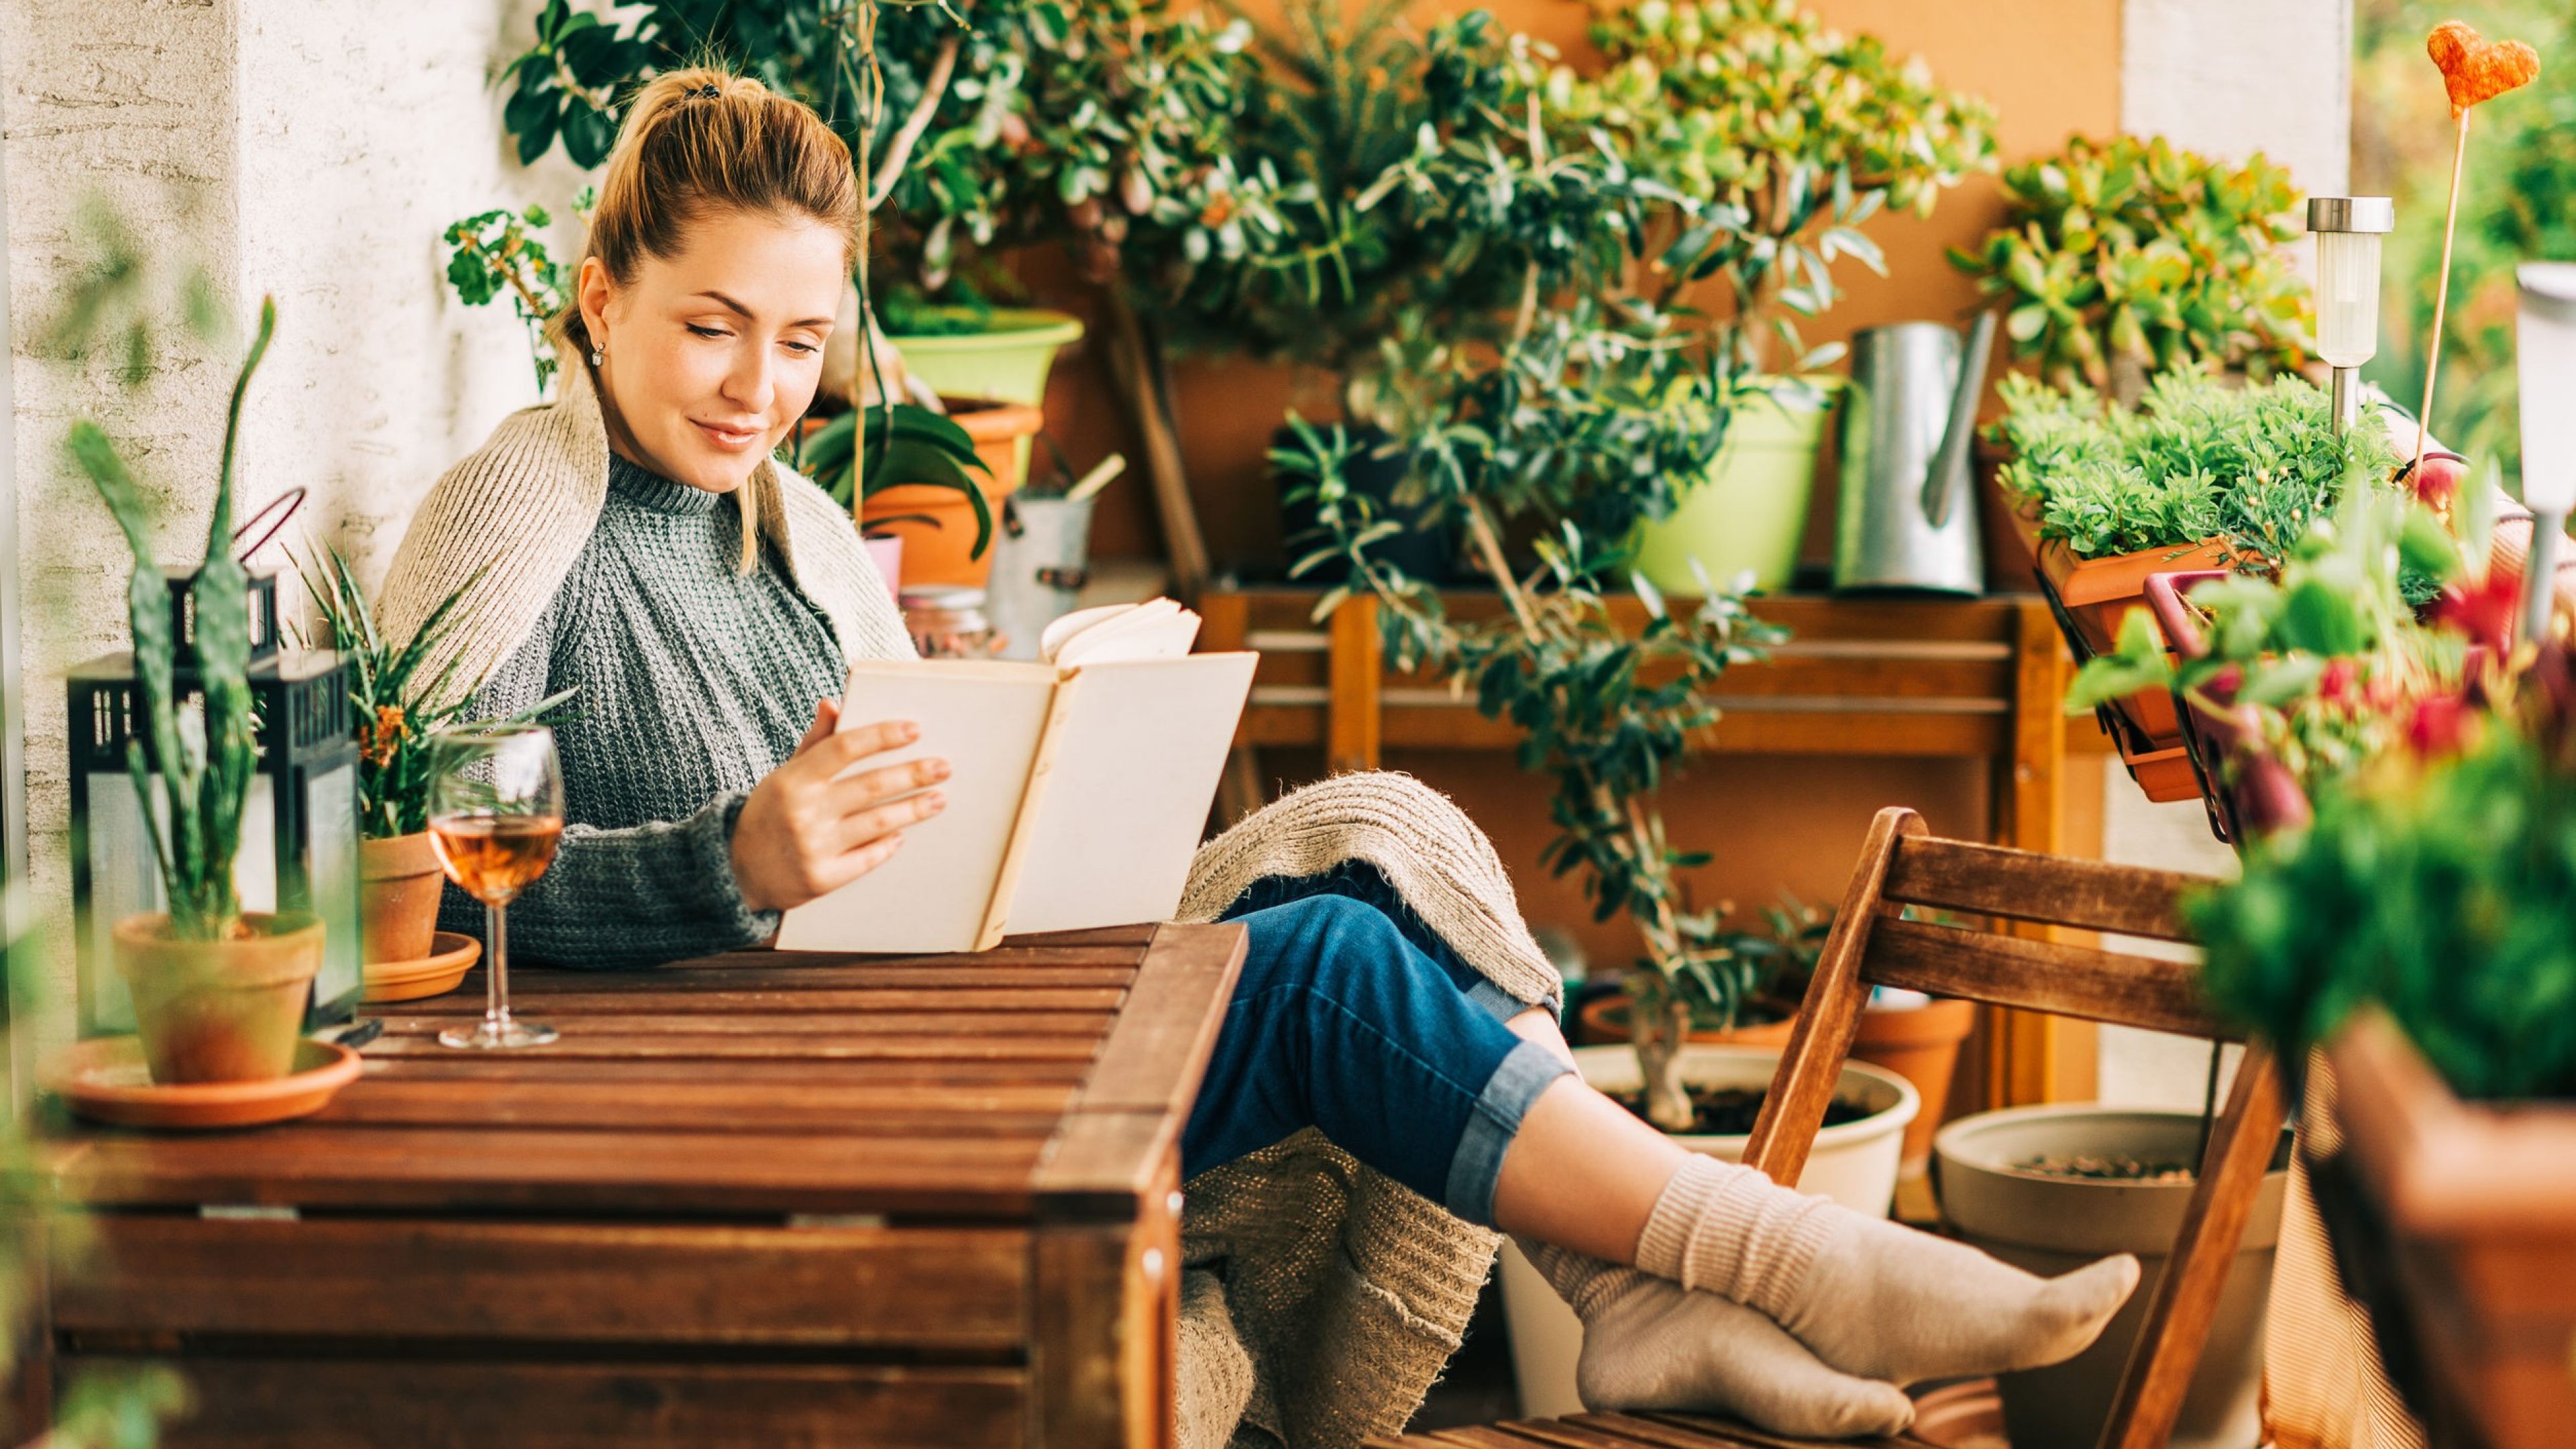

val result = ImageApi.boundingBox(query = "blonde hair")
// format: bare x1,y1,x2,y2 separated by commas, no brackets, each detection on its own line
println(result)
560,66,861,570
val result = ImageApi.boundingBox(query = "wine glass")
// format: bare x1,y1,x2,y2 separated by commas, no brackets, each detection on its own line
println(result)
427,723,565,1049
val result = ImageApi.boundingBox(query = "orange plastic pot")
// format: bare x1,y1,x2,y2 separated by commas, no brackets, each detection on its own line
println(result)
2039,533,2233,750
861,398,1042,588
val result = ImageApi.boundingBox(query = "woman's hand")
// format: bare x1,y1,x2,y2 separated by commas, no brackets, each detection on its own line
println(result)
732,700,949,914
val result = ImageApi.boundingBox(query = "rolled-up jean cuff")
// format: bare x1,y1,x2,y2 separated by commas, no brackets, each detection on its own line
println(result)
1466,977,1558,1024
1442,1038,1576,1227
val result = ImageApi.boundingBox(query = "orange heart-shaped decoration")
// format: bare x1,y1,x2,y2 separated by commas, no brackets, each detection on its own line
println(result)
2427,20,2539,117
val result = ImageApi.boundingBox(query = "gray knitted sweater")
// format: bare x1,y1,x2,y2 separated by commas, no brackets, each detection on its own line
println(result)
437,455,855,966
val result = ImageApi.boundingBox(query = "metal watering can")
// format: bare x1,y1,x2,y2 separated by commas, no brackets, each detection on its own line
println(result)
1831,311,1998,594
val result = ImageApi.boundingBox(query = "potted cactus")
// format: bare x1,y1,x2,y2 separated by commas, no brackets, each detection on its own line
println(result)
70,301,323,1084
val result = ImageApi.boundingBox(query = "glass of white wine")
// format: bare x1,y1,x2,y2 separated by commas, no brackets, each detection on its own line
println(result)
427,723,565,1049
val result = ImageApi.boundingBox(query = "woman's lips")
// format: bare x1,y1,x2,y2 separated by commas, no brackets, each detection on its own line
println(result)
692,419,765,451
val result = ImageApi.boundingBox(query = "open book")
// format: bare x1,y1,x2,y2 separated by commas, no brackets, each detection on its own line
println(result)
775,599,1258,953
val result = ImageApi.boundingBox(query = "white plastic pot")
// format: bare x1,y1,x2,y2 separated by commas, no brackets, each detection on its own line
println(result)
1933,1106,2290,1449
1497,1044,1919,1418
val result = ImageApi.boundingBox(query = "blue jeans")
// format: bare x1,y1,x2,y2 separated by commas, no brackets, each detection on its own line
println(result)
1182,863,1572,1226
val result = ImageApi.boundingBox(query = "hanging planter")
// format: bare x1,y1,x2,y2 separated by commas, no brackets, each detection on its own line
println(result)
885,306,1084,409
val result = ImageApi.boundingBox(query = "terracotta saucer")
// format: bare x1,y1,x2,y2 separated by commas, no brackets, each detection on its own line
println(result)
362,930,480,1003
45,1036,362,1130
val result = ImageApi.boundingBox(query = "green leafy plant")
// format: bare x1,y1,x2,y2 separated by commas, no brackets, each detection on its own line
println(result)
443,193,590,394
1566,0,1998,373
1950,134,2313,399
66,300,276,942
793,402,994,555
1994,370,2400,565
294,547,576,840
2192,644,2576,1099
2068,489,2475,799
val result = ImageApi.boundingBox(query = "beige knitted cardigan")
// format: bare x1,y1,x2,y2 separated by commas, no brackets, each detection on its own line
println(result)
380,368,1564,1448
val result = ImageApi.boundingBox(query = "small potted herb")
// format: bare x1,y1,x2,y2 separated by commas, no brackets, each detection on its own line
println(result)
70,301,323,1084
1994,369,2399,756
296,547,572,970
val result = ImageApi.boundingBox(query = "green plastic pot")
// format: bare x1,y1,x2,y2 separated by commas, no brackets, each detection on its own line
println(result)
887,307,1085,407
1631,378,1839,595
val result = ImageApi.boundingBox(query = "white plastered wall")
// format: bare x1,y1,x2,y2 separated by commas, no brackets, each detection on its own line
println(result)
2096,0,2353,1108
3,0,591,1034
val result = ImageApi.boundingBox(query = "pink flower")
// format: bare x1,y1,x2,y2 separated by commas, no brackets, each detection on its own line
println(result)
2318,658,2359,708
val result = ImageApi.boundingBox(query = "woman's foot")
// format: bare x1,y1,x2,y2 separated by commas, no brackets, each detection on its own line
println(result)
1524,1242,1914,1438
1633,1153,2142,1386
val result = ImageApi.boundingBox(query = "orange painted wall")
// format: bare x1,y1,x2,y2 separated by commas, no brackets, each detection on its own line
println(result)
1013,0,2123,965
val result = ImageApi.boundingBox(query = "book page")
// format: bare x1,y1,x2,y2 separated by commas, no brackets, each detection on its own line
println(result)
774,661,1057,953
1040,603,1136,663
1002,652,1257,936
1051,599,1199,666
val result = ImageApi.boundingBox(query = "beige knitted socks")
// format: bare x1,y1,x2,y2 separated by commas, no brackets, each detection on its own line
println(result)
1631,1153,2142,1386
1520,1240,1914,1438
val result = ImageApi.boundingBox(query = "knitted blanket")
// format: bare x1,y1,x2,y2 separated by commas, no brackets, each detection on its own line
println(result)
1173,772,1562,1449
378,356,912,707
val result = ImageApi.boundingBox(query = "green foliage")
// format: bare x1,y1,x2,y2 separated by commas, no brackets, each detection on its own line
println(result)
1564,0,1998,372
498,0,661,168
2067,490,2471,792
1994,370,2399,564
43,197,224,380
794,401,994,556
1949,135,2312,395
294,548,574,839
441,195,588,394
66,301,277,942
2193,683,2576,1099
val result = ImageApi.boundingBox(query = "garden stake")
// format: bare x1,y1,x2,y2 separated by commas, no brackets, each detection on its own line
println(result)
2416,20,2541,471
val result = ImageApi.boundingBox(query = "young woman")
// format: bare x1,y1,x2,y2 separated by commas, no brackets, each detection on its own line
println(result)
381,68,2137,1438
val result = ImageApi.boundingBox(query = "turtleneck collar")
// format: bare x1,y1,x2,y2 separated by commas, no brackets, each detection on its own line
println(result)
607,451,726,517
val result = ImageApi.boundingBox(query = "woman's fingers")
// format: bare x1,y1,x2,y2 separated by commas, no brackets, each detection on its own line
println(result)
830,788,947,853
798,717,918,779
804,829,909,897
791,698,841,756
822,755,950,814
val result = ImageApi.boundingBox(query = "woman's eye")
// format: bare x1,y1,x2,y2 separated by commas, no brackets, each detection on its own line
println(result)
686,324,729,339
782,339,819,356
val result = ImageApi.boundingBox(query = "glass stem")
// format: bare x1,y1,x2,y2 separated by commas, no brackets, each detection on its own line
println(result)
487,901,511,1028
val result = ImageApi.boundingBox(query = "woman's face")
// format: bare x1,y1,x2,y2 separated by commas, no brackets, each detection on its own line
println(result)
580,208,845,493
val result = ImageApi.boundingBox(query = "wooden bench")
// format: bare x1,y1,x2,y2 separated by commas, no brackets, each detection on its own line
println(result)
25,922,1245,1448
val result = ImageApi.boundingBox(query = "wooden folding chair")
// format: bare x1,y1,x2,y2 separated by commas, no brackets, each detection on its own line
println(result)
1370,807,2284,1449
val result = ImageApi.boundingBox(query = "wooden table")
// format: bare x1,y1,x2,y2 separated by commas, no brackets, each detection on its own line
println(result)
26,922,1246,1449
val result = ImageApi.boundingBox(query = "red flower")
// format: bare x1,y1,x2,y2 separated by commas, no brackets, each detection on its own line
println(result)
2406,692,2472,759
2318,658,2359,708
2430,565,2524,655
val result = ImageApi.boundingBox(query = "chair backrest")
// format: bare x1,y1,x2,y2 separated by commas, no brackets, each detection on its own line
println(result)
1741,807,2286,1449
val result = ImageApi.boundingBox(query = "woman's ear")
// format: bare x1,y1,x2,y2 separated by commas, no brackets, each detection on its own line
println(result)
578,256,616,354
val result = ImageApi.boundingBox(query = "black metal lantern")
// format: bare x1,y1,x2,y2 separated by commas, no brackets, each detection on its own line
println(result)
68,567,362,1037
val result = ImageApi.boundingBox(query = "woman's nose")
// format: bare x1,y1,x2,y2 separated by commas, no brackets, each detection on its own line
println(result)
724,343,775,414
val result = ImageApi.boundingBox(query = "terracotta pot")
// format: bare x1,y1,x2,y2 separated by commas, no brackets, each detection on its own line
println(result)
360,832,445,966
2039,533,2233,752
2325,1008,2576,1449
862,397,1043,588
1576,991,1796,1048
1849,996,1977,1172
113,912,325,1085
1976,440,2041,594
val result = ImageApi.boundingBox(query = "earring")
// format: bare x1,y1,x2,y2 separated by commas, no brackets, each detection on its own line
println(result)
590,341,604,367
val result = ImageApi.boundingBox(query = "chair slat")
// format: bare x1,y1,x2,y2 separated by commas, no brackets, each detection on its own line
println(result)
1882,836,2207,942
1862,916,2233,1040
